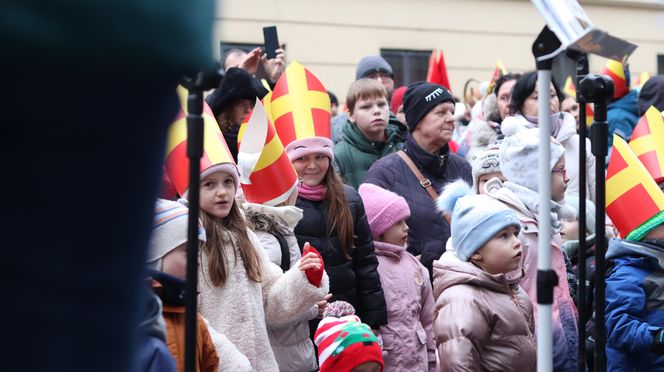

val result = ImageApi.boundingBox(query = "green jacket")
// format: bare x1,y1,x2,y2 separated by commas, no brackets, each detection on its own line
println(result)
334,120,404,189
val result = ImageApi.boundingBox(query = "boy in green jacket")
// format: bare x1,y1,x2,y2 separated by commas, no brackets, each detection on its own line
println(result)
334,79,404,188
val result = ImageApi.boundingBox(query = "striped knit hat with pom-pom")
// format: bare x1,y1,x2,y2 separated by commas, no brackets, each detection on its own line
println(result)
314,315,384,372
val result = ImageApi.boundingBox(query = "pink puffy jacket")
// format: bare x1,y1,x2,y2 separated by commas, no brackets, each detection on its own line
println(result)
433,251,536,372
374,241,436,371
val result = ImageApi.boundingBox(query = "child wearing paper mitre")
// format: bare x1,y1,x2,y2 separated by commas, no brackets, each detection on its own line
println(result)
434,181,536,372
358,183,436,371
190,160,330,372
603,136,664,372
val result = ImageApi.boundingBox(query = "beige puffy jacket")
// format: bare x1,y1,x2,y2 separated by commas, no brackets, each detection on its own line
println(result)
433,251,536,372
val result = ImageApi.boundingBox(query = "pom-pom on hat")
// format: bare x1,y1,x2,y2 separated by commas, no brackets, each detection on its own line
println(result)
323,301,356,319
403,81,454,132
147,199,206,270
314,315,384,372
499,118,565,192
437,180,521,261
358,183,411,240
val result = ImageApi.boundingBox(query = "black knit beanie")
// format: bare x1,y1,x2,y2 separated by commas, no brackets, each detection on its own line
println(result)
638,75,664,116
205,67,269,117
403,81,454,132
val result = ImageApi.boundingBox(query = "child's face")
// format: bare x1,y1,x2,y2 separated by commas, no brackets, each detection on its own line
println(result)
477,172,506,194
351,362,382,372
471,226,522,275
200,171,236,219
380,219,409,246
350,96,390,140
292,153,330,187
551,156,569,202
162,244,187,279
560,219,580,242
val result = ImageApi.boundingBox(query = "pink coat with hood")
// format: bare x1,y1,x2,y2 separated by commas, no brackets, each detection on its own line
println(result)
484,177,579,372
374,240,436,371
433,250,536,372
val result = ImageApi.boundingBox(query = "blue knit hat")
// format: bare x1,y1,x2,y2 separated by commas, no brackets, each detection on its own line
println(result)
438,180,521,261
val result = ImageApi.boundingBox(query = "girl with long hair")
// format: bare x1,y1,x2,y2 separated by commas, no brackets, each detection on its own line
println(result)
194,161,329,371
287,137,387,332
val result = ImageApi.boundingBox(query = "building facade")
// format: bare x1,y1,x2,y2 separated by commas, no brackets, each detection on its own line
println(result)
215,0,664,102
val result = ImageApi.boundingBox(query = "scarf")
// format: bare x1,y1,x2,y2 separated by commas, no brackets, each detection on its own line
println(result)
503,181,575,233
523,113,564,138
298,183,327,201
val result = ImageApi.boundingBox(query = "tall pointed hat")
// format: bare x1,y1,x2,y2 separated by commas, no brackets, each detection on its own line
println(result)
270,61,333,160
165,86,237,197
237,98,298,206
562,75,594,127
629,106,664,184
599,60,630,100
563,76,576,98
606,135,664,241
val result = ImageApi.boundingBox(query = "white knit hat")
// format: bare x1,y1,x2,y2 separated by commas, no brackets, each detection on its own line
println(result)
147,199,206,270
499,118,565,192
471,145,502,193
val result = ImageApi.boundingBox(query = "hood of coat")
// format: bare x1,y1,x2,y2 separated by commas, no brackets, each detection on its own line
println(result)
243,202,303,232
606,238,664,270
432,250,523,299
554,111,577,143
484,178,576,234
609,89,638,115
469,118,501,148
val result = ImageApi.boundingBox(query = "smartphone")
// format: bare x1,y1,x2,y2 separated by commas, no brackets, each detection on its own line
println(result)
263,26,279,60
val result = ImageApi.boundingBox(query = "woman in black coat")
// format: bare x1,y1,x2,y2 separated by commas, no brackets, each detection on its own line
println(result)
289,138,387,330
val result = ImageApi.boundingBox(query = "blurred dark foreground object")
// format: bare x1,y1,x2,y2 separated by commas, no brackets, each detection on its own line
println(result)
0,0,215,371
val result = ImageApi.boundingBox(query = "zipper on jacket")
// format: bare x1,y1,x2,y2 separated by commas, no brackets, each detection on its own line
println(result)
505,282,536,344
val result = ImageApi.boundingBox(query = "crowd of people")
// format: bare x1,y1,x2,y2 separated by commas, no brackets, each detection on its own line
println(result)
140,46,664,372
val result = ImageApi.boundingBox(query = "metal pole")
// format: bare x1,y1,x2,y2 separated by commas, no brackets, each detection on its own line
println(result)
568,49,589,372
532,26,561,372
537,69,555,372
591,97,608,372
579,74,614,372
184,87,204,372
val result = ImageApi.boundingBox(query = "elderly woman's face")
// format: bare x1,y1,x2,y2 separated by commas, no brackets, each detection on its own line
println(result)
412,101,455,151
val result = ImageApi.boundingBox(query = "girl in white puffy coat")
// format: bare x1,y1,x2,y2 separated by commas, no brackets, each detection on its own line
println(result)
195,164,330,372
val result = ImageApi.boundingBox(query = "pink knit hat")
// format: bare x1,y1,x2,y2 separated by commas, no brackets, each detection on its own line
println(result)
358,183,411,240
285,137,334,161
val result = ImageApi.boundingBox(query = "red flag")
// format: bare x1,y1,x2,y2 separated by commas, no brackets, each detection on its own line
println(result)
426,50,451,92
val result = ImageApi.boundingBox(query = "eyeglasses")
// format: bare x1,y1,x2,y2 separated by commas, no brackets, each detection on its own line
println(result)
552,167,567,178
365,72,393,80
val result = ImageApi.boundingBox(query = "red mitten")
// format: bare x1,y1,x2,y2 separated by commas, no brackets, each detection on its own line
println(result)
303,245,324,287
